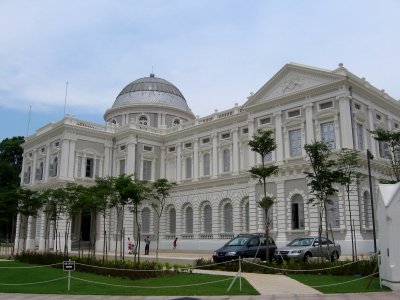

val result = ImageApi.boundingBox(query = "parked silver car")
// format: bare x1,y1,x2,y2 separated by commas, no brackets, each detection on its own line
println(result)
274,237,341,262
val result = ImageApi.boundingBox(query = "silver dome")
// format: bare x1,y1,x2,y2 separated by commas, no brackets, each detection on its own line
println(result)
112,74,191,112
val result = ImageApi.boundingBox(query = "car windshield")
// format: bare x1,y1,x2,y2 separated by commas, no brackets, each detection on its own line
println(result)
227,236,249,246
288,238,314,247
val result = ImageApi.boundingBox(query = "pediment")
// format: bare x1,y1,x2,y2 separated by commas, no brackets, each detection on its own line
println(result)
244,64,345,108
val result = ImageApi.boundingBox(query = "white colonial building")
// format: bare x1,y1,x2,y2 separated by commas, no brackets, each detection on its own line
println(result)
16,63,400,255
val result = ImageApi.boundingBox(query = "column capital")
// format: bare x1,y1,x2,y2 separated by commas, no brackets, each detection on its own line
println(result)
336,94,351,103
302,103,313,110
273,111,282,118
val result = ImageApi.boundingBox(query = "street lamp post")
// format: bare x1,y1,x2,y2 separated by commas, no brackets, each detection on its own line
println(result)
367,149,377,254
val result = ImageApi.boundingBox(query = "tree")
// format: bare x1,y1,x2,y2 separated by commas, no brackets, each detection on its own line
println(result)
336,149,362,261
151,178,176,261
92,176,116,262
113,174,134,261
15,187,42,253
0,136,24,241
370,128,400,183
304,141,342,261
248,129,278,261
61,183,85,256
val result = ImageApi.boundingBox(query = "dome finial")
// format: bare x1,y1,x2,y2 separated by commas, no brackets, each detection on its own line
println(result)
150,65,155,78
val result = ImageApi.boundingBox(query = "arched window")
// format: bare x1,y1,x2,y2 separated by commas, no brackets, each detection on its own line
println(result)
185,206,193,234
169,208,176,234
291,194,305,229
138,115,149,126
141,207,151,233
224,203,233,232
49,157,58,177
363,191,372,228
185,157,192,179
326,194,340,228
204,205,212,233
203,153,210,176
223,149,230,172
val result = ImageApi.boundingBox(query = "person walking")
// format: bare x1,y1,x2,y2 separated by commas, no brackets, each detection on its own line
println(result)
144,236,150,255
173,237,178,250
127,237,132,254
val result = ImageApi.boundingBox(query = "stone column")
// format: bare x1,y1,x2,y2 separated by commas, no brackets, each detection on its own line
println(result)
338,95,354,149
157,113,162,128
126,138,136,176
274,112,283,164
67,140,76,179
275,181,287,244
344,193,363,242
232,128,239,175
248,181,258,232
193,139,199,181
14,214,22,253
160,146,166,178
59,139,70,180
32,151,37,185
176,143,182,183
43,145,51,181
38,210,47,251
25,216,34,250
304,103,314,144
248,118,255,168
212,133,218,178
366,106,376,156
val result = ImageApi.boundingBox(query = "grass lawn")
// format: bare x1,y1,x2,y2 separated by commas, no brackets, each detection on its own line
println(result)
288,274,390,294
0,261,258,296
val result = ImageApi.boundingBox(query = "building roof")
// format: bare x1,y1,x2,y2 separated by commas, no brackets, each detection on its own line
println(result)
111,74,192,113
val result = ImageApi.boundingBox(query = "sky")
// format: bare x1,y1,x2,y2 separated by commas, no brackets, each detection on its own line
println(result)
1,0,399,141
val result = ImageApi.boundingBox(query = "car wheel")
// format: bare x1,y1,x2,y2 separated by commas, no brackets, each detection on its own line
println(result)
331,251,339,262
303,252,312,262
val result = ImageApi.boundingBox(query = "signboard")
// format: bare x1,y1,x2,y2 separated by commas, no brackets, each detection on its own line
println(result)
63,260,75,271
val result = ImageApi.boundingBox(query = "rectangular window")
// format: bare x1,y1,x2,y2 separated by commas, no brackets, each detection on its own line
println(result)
223,149,230,172
221,132,230,139
120,145,126,151
327,196,340,228
321,121,336,149
119,159,126,175
202,137,210,144
379,141,390,159
376,114,381,121
242,128,248,134
143,160,152,181
288,109,301,118
203,153,210,176
185,142,192,149
259,117,271,125
168,146,176,152
143,145,153,152
319,101,333,110
354,103,361,110
86,158,94,177
185,157,192,179
289,129,302,157
356,123,364,150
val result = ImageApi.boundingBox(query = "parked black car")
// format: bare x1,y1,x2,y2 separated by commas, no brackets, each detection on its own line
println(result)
212,234,277,262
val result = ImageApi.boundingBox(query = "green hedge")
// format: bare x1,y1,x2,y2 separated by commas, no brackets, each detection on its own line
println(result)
195,258,377,276
15,251,191,281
